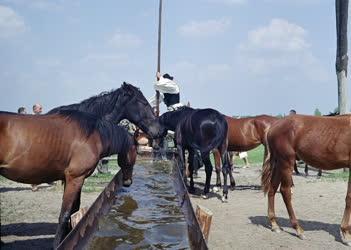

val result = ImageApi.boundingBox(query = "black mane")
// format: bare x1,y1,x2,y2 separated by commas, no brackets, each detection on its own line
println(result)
48,82,146,120
56,110,132,156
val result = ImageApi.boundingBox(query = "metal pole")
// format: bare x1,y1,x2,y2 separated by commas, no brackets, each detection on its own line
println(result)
335,0,349,114
156,0,163,117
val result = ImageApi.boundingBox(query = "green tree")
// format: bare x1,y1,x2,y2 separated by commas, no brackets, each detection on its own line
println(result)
314,108,322,116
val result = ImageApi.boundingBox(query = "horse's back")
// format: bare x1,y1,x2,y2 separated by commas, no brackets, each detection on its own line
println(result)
225,114,278,151
268,114,351,169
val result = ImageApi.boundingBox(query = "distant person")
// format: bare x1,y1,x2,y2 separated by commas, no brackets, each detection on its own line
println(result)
149,72,183,112
33,103,43,115
17,107,27,114
289,109,296,115
230,151,250,168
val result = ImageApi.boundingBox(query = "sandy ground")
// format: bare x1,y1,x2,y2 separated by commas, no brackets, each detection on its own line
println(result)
1,165,349,250
189,165,350,250
0,181,100,250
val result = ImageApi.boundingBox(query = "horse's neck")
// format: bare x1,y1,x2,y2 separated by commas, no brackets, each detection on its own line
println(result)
77,91,124,121
164,108,193,131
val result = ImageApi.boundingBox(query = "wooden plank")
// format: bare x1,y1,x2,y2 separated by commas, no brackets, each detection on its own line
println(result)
71,207,89,229
195,204,213,242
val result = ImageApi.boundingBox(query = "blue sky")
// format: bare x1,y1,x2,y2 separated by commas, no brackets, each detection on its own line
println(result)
0,0,350,116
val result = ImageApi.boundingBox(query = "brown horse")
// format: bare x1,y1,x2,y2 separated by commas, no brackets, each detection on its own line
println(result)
262,114,351,245
213,115,279,189
0,110,137,248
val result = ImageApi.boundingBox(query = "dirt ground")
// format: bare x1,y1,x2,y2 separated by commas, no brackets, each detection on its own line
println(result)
189,165,350,250
1,165,350,250
0,181,100,250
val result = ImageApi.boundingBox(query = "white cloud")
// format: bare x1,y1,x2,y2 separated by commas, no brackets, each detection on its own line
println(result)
241,18,309,51
0,5,27,39
108,31,142,49
178,17,231,37
236,18,328,82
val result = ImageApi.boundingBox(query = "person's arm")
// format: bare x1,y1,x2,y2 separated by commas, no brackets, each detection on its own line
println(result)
149,92,164,106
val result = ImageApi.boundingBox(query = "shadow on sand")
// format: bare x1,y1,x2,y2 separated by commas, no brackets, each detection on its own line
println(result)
249,215,343,244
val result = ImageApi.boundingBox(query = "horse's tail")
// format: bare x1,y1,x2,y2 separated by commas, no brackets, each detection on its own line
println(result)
196,118,227,154
261,131,275,195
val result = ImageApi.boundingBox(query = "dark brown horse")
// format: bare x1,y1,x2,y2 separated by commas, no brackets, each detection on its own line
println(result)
0,110,137,248
262,114,351,245
48,82,165,139
213,115,279,189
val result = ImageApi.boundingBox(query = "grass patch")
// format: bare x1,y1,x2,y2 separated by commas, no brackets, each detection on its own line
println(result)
82,172,115,193
209,145,265,167
234,145,264,166
321,170,349,182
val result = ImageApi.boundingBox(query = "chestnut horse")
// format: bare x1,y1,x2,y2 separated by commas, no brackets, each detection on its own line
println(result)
0,110,137,248
213,115,279,188
159,106,231,201
48,82,165,139
262,114,351,245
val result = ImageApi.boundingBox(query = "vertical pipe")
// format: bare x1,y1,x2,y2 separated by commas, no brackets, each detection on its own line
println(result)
335,0,349,114
156,0,163,117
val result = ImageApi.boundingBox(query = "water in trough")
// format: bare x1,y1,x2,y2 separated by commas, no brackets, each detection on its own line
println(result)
89,160,190,249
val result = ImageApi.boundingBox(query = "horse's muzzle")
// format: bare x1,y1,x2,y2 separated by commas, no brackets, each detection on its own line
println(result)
123,178,133,187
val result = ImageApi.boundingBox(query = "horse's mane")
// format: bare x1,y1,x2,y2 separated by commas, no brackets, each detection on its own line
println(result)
56,110,132,155
48,82,146,116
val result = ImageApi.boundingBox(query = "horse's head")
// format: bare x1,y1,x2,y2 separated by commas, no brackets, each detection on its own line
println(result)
118,141,137,187
116,82,166,139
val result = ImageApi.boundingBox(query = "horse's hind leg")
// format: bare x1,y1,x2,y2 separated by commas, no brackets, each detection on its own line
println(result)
201,152,213,198
213,149,222,192
53,175,85,248
279,161,305,239
340,169,351,246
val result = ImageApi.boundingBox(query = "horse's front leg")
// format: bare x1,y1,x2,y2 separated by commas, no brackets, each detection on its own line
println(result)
187,149,195,194
227,152,236,189
213,149,222,192
176,145,188,187
53,175,84,249
201,153,213,199
340,169,351,246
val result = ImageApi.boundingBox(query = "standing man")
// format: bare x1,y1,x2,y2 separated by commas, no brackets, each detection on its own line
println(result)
17,107,27,114
150,72,183,111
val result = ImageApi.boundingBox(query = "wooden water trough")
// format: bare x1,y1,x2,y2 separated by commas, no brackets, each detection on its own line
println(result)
57,149,209,250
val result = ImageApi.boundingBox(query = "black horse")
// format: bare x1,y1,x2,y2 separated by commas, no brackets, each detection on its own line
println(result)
49,82,165,138
159,106,231,201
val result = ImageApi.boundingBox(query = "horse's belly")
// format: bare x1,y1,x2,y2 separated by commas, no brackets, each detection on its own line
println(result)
0,163,64,184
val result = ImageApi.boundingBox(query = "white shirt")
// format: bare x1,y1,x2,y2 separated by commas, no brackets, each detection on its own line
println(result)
149,76,180,106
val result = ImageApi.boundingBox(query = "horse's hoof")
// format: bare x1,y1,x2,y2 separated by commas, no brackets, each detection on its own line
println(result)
213,186,220,192
201,194,208,199
340,230,351,246
221,196,227,203
298,234,306,240
272,227,281,233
